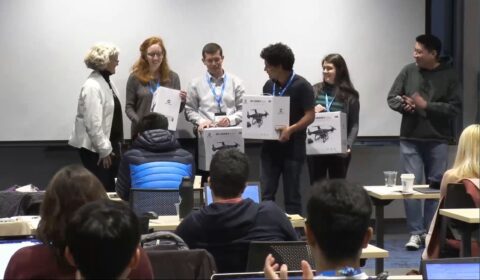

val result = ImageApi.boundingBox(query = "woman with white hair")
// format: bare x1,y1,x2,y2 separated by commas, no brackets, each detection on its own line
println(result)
69,43,123,191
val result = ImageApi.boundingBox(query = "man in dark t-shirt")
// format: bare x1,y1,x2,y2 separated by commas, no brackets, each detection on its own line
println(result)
259,43,315,214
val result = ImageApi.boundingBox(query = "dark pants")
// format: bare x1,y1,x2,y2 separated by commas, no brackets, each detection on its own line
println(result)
79,148,120,192
307,153,351,185
261,150,304,215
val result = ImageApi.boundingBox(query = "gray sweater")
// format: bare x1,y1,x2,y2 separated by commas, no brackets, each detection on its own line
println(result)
387,59,461,141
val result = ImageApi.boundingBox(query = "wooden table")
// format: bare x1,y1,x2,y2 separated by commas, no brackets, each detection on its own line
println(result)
364,185,440,274
439,208,480,256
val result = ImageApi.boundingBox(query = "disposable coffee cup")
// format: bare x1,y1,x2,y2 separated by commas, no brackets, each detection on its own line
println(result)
400,174,415,192
383,171,397,187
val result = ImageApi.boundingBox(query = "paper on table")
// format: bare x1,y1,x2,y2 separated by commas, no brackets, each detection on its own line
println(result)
150,86,181,131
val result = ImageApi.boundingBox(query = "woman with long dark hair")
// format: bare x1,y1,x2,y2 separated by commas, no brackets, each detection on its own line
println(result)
307,54,360,183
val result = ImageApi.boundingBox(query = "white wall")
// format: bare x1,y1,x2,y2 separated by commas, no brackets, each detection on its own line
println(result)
0,0,425,141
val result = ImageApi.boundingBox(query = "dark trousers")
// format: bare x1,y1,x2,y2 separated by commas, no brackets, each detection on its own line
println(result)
79,148,120,192
261,150,304,215
307,153,351,185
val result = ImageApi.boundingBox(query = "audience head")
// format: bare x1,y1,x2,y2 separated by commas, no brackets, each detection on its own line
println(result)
209,149,249,199
452,124,480,178
260,42,295,71
306,179,372,265
65,200,141,280
137,112,169,133
132,36,171,83
84,43,119,73
37,165,108,261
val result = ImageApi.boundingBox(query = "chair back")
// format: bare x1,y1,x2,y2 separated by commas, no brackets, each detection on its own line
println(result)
145,248,217,279
206,241,250,273
444,183,476,209
129,188,180,216
246,241,315,272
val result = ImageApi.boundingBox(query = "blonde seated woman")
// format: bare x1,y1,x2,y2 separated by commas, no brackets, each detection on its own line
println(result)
423,124,480,259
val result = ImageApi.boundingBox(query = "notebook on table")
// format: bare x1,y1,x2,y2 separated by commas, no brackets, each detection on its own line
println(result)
0,235,41,277
204,182,261,205
413,181,441,194
421,257,480,280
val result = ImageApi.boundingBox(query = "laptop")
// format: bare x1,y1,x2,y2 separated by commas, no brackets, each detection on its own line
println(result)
414,181,441,194
421,257,480,280
0,235,41,277
204,182,261,205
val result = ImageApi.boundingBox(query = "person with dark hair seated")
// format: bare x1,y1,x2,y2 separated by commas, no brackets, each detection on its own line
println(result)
64,199,142,279
4,165,153,279
176,149,298,272
115,112,194,201
265,179,373,279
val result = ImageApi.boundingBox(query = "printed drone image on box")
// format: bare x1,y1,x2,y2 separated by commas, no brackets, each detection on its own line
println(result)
198,127,244,171
242,95,290,140
306,111,347,155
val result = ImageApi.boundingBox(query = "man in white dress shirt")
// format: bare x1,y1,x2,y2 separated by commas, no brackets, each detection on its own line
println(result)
185,42,245,132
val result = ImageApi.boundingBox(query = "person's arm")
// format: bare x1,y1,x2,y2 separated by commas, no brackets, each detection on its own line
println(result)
346,96,360,150
125,74,140,124
82,85,112,158
422,77,461,118
227,78,245,126
278,108,315,143
387,67,408,113
184,81,213,131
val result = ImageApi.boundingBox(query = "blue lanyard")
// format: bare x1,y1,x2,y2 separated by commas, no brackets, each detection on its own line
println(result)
272,71,295,96
148,80,160,95
325,93,336,112
206,74,227,112
318,267,362,277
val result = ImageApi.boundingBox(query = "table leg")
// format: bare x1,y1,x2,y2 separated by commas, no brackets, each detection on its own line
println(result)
461,224,472,257
375,203,384,275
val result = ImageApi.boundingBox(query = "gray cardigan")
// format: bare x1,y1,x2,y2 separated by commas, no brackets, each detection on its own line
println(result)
125,70,181,136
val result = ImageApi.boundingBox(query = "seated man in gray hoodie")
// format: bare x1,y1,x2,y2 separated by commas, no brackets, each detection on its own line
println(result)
115,112,194,201
175,149,298,273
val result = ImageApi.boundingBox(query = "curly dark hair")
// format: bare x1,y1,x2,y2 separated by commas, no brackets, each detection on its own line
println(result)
260,42,295,71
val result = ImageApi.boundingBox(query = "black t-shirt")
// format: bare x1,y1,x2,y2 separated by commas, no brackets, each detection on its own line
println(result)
261,74,314,160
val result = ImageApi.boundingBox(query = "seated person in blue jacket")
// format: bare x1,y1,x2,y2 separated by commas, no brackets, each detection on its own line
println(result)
264,179,373,280
115,112,194,201
175,149,299,273
65,199,144,279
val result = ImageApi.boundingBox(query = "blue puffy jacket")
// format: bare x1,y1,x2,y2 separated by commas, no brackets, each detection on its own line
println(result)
115,129,194,201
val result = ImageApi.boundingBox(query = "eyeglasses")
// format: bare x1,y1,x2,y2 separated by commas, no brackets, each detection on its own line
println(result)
147,52,163,58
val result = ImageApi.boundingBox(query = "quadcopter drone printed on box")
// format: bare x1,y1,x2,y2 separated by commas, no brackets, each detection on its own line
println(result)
211,141,240,152
307,125,336,144
246,109,269,128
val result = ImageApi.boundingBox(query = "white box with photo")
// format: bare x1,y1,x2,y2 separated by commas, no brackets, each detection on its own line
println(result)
306,112,347,155
150,86,181,131
242,95,290,140
198,127,244,171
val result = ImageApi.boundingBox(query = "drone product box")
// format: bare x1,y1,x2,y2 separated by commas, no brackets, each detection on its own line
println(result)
198,127,244,171
242,95,290,140
306,111,347,155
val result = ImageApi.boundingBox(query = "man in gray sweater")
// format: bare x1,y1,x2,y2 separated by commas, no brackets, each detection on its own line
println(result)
387,34,461,250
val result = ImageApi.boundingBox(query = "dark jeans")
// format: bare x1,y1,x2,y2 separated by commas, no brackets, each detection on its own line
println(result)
306,153,351,185
79,148,120,192
261,150,304,215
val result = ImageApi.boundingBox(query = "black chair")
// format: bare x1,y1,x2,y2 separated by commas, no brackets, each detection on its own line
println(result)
205,241,250,273
246,241,315,272
439,182,479,257
145,248,217,279
129,188,180,217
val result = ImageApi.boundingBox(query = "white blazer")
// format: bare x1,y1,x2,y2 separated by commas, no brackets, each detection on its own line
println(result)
68,71,118,158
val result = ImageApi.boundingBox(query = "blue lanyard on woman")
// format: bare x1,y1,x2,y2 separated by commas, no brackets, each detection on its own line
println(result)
272,71,295,96
206,74,227,113
318,267,363,277
325,93,336,112
148,80,161,95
